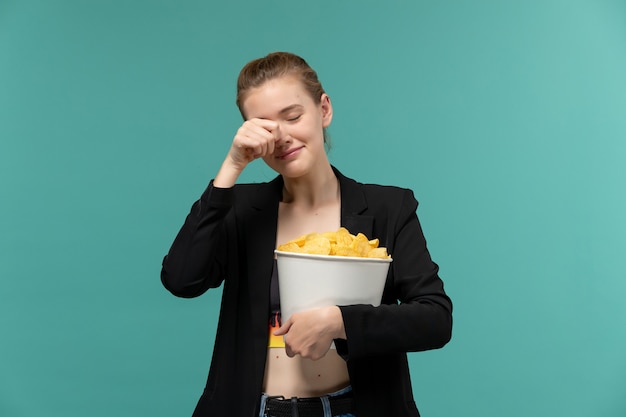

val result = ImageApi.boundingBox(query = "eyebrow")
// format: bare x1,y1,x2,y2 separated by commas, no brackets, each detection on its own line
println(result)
278,104,304,114
246,104,304,120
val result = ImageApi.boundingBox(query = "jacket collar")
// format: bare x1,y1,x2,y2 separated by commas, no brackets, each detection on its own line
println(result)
334,167,373,238
248,166,372,237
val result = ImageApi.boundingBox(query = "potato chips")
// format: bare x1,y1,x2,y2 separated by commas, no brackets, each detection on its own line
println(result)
277,227,390,259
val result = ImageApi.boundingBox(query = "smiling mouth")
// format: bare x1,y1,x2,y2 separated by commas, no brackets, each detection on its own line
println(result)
277,147,302,159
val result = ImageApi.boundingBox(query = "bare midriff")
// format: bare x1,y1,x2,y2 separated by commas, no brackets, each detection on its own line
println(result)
262,347,350,397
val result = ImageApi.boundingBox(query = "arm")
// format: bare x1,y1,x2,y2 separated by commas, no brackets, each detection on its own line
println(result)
160,182,234,298
161,118,280,297
273,305,346,360
336,189,453,359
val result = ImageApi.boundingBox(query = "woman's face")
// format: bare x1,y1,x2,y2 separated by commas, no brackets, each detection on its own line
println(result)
241,75,333,178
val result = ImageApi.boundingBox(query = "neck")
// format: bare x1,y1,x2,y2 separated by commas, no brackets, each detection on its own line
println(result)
281,165,339,207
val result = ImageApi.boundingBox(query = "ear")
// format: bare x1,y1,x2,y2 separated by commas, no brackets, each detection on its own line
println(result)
320,94,333,128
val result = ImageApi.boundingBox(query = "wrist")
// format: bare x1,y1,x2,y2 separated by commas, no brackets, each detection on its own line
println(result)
214,157,244,188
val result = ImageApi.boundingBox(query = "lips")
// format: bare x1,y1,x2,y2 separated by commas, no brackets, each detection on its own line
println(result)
276,146,303,160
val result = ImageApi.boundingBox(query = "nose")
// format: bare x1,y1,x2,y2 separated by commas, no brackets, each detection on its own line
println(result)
274,124,290,149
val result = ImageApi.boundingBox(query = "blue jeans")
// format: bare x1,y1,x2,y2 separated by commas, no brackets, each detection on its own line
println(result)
259,385,355,417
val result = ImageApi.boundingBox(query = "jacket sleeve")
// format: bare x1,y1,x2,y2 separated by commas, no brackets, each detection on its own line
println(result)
336,189,452,359
160,181,234,298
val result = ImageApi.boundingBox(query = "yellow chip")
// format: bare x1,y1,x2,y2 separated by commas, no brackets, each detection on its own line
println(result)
301,236,331,255
331,245,356,257
367,247,389,259
335,227,354,247
350,233,371,257
277,241,303,252
292,234,307,245
321,231,338,243
277,228,390,259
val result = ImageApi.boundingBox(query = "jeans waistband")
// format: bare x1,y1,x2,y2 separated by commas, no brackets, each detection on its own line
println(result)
259,386,353,417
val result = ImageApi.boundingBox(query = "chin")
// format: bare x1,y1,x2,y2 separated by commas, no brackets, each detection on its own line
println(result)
276,161,310,179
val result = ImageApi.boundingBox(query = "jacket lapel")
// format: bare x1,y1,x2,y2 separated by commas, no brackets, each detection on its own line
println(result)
335,167,374,238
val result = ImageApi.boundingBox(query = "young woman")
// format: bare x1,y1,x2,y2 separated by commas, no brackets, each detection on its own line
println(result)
161,52,453,417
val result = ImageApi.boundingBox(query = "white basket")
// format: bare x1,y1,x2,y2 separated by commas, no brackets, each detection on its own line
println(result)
275,250,392,321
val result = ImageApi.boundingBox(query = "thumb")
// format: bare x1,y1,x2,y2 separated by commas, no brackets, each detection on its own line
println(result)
273,318,292,336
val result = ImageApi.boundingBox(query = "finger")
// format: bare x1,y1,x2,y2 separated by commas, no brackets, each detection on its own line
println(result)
284,342,296,358
236,125,274,148
266,134,276,155
250,140,268,159
248,118,279,133
233,136,267,161
248,119,279,155
273,318,292,336
240,126,276,158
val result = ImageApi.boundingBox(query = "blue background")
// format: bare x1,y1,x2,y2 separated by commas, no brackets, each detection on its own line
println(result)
1,1,625,416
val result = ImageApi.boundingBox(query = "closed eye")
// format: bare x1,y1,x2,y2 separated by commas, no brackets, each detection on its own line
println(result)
287,114,302,122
